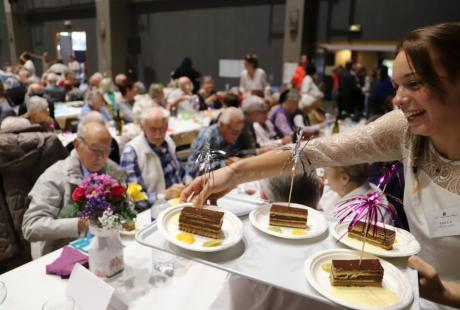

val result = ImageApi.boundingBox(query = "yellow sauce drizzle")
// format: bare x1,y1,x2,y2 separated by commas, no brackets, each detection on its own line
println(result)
203,240,222,247
291,229,306,236
330,286,399,307
176,232,195,244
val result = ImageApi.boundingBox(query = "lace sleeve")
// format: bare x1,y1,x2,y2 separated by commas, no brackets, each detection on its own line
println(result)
302,110,408,168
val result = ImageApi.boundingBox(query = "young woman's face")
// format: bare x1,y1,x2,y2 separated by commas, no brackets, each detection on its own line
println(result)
392,51,460,138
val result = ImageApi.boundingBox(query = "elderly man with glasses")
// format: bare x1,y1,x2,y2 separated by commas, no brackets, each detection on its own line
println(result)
121,107,188,211
22,120,126,258
186,107,247,178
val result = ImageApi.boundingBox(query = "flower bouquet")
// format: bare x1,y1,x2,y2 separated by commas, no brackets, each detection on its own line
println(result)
59,173,147,277
60,174,147,231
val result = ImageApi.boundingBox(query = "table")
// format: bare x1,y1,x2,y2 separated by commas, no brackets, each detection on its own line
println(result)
136,212,420,309
0,211,229,310
54,104,82,129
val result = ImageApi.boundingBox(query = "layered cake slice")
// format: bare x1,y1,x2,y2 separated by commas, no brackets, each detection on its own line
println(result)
330,259,384,287
179,207,224,239
348,221,396,250
269,204,308,228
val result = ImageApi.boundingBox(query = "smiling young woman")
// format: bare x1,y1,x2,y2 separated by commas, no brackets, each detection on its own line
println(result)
182,23,460,309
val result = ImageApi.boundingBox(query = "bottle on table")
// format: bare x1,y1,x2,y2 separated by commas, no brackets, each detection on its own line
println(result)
331,118,340,134
115,110,123,135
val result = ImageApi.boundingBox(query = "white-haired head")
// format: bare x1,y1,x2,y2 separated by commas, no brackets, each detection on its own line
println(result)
140,106,169,126
0,117,31,131
89,72,103,88
134,81,146,95
27,96,49,114
140,106,170,146
85,89,103,107
46,72,58,84
99,77,114,93
148,83,164,100
241,95,267,114
219,107,244,125
77,112,107,139
80,111,106,126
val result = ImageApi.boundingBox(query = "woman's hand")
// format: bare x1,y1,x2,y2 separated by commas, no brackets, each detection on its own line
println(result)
180,165,237,207
408,255,460,308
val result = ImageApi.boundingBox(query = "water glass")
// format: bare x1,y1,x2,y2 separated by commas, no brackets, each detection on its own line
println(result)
0,281,6,305
152,249,175,276
42,296,79,310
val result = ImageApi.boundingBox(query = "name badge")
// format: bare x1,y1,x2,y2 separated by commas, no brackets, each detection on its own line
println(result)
426,207,460,238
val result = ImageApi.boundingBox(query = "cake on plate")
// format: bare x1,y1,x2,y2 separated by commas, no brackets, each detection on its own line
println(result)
348,221,396,250
269,204,308,228
179,206,224,239
330,259,384,287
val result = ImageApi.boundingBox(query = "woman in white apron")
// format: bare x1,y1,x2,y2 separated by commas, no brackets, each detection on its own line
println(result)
182,22,460,309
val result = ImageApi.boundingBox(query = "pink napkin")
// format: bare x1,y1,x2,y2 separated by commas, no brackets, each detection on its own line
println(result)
46,246,89,278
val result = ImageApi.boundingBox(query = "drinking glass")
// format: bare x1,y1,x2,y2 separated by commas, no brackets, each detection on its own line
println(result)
0,281,6,305
152,249,175,277
42,296,80,310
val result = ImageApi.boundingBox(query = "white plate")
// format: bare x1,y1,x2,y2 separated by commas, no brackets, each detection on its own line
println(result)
305,249,413,310
332,222,421,257
249,202,328,239
157,203,243,252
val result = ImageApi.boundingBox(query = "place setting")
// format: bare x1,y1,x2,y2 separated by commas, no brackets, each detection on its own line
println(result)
249,130,328,240
137,141,245,255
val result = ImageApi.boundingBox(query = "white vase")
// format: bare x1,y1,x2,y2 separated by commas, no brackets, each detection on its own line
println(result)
88,225,124,278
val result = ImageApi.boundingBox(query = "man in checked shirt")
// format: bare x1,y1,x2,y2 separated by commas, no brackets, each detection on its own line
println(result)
121,107,189,210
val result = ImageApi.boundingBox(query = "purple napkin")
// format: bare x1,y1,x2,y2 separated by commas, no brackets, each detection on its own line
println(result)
46,246,89,278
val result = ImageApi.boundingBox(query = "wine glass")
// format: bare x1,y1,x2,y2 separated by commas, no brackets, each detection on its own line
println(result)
0,281,6,305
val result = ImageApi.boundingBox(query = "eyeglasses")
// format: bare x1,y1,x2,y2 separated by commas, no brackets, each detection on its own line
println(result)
79,138,113,155
226,125,242,136
146,125,168,134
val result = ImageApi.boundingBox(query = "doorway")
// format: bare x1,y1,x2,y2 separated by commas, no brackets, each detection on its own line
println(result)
55,31,87,82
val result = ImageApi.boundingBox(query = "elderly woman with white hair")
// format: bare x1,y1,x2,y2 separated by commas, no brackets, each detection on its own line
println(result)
243,95,292,148
99,77,118,113
80,89,112,121
23,95,54,131
148,83,166,107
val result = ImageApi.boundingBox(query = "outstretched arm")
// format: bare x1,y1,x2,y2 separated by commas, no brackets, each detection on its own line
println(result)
181,110,407,206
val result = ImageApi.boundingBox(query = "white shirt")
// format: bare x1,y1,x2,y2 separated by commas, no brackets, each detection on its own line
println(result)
239,68,269,94
253,121,281,147
318,183,391,223
300,75,323,99
167,89,198,114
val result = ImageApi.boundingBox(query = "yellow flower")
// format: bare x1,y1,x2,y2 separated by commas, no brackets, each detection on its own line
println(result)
127,183,148,202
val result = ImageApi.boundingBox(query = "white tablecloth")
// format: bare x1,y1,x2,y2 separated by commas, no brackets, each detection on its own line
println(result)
0,212,228,310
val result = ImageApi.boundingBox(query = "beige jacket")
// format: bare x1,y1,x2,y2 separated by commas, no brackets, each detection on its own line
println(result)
22,150,126,258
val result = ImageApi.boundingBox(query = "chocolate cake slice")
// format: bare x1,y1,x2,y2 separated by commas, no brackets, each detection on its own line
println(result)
269,204,308,228
179,207,224,239
330,259,384,287
348,221,396,250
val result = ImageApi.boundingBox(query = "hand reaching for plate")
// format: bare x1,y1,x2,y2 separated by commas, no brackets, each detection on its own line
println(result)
408,255,460,308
